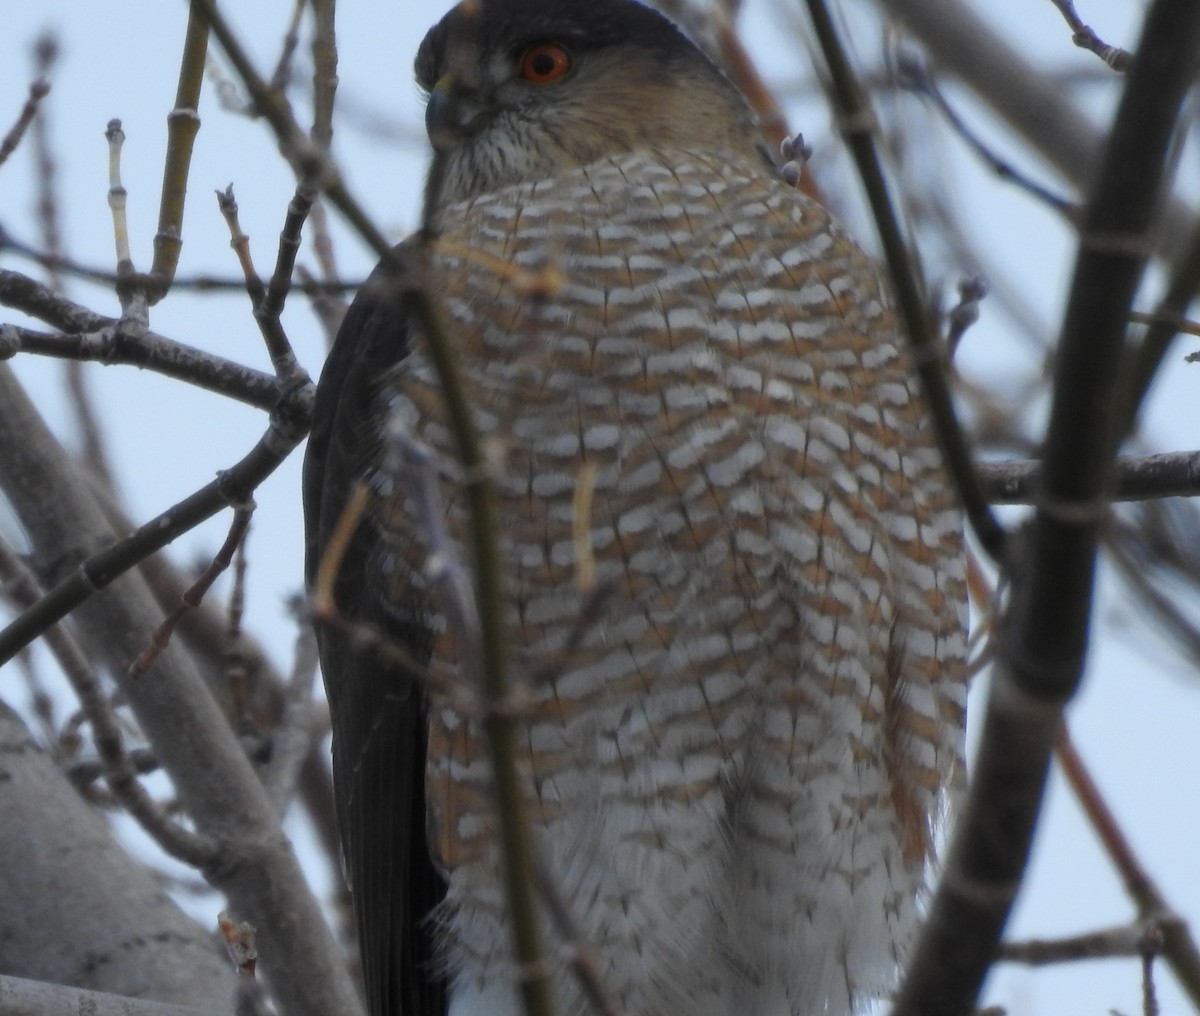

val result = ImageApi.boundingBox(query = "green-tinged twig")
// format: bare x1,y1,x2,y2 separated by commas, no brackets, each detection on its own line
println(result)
309,0,337,153
194,3,555,1013
802,0,1006,563
151,1,209,294
404,265,555,1016
891,3,1200,1014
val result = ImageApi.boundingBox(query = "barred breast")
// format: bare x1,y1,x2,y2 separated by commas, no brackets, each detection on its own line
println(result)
373,148,967,1016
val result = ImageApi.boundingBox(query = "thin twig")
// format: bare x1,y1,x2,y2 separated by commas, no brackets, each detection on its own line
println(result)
0,229,360,292
0,78,50,169
802,0,1006,563
533,858,620,1016
999,923,1147,965
1047,0,1133,72
128,506,254,679
216,185,308,381
894,49,1076,220
1055,727,1200,1009
259,187,313,381
195,3,553,1012
269,0,306,93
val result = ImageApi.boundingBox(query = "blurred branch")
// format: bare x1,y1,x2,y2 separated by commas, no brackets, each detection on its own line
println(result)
270,0,305,92
892,4,1200,1014
1056,727,1200,1009
980,449,1200,504
0,706,239,1010
877,0,1198,261
894,50,1076,220
802,0,1006,562
0,76,50,169
1046,0,1133,72
1,228,359,291
0,973,226,1016
1119,216,1200,436
999,923,1148,964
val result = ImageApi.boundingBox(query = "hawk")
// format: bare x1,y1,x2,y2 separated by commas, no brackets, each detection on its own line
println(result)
303,2,968,1015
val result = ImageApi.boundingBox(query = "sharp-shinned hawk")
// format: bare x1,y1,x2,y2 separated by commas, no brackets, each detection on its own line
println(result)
303,2,968,1015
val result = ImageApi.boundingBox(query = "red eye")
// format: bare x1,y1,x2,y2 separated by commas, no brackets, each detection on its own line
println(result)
519,44,572,83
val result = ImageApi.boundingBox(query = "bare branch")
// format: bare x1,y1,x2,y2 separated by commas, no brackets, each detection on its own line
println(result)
0,367,309,666
0,363,363,1016
980,449,1200,504
892,5,1200,1014
1046,0,1133,72
128,506,254,681
0,972,229,1016
0,78,50,169
999,924,1147,964
1056,728,1200,1009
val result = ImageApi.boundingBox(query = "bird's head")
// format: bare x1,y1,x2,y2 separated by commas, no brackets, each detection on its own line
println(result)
415,0,768,206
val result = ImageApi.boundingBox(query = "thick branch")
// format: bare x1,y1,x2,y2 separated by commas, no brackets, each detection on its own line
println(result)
0,364,362,1016
0,704,236,1009
0,973,226,1016
891,4,1200,1014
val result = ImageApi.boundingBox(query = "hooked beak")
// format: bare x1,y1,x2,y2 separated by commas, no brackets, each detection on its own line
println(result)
425,74,487,151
